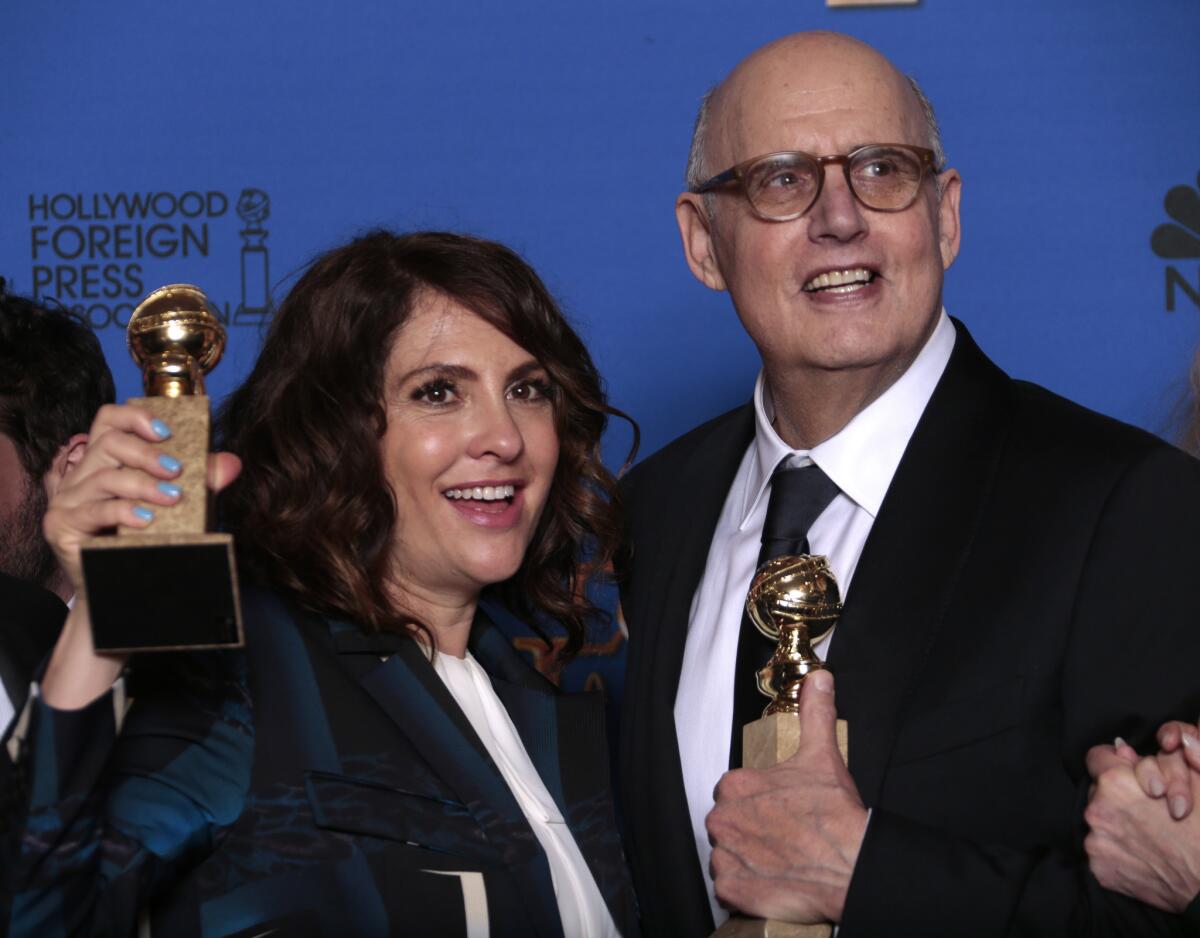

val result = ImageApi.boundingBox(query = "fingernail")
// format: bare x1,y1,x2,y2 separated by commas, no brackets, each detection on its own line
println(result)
133,506,155,522
151,419,172,440
1150,777,1166,797
157,481,182,498
1183,735,1195,750
810,670,833,693
158,454,182,473
1172,796,1188,820
1114,737,1127,749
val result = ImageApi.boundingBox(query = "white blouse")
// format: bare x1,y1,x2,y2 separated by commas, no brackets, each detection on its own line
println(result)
432,650,620,938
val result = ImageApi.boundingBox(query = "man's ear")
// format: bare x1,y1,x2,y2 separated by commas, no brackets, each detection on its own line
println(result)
675,193,728,291
936,168,962,271
43,432,88,498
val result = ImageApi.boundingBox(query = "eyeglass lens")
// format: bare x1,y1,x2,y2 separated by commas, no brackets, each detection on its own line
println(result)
745,146,926,218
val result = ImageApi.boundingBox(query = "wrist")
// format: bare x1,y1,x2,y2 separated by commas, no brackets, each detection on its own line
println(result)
41,606,128,710
826,804,870,921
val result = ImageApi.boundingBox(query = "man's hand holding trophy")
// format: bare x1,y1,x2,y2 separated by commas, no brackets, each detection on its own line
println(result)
711,554,855,938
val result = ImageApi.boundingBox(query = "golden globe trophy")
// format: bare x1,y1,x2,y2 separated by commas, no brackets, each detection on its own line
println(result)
79,284,243,652
713,554,848,938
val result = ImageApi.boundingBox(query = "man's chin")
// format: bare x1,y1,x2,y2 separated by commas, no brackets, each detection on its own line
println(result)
0,537,57,590
0,487,58,590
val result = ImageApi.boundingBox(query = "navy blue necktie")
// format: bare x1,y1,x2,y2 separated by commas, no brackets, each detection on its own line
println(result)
729,462,841,767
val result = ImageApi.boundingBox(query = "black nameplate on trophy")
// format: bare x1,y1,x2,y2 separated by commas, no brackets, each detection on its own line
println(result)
80,538,243,652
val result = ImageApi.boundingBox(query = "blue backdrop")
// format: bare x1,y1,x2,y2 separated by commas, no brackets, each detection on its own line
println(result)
6,0,1200,698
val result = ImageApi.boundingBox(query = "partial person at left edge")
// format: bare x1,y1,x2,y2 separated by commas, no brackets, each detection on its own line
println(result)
0,280,115,736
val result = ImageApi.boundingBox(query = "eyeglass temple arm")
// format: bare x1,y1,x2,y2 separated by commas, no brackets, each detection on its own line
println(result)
692,167,739,194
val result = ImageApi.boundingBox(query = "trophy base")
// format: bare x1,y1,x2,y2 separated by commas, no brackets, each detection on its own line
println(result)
713,916,831,938
712,713,850,938
80,532,243,652
743,712,848,768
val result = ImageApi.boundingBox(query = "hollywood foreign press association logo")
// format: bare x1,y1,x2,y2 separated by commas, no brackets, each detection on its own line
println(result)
26,186,275,330
1152,170,1200,312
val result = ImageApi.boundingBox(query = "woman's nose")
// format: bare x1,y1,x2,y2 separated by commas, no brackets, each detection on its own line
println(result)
467,397,524,462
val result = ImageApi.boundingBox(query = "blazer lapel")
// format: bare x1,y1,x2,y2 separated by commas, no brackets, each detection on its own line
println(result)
641,406,758,705
472,618,640,936
468,610,561,797
826,324,1016,806
621,404,756,935
329,618,564,938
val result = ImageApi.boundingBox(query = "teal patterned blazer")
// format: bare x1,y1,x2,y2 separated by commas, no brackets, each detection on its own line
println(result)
2,589,638,937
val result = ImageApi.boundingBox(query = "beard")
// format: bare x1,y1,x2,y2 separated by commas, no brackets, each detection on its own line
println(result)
0,471,57,590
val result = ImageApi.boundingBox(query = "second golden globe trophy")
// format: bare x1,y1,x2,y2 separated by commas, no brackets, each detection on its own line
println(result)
713,554,848,938
79,284,243,652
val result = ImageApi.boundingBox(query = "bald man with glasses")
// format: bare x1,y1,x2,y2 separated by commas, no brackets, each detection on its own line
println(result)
617,31,1200,937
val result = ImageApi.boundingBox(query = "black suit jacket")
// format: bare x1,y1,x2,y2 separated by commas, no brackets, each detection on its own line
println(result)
618,324,1200,937
0,573,65,727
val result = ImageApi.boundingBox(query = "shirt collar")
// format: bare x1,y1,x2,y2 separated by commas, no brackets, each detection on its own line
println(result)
741,310,956,528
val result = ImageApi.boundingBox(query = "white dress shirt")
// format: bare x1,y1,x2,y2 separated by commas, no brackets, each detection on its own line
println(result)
433,650,620,938
673,312,956,926
0,681,13,739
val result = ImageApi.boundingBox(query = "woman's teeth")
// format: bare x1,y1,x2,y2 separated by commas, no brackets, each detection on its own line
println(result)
445,484,516,501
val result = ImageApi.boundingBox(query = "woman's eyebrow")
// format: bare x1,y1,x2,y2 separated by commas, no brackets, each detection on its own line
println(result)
506,360,545,383
395,363,476,385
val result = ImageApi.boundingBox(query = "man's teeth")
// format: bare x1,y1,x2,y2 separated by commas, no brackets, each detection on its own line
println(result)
445,484,516,501
803,268,875,292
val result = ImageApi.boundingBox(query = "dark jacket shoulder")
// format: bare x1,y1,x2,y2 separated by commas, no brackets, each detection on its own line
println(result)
0,573,66,680
1012,378,1188,462
622,404,754,502
1002,379,1200,506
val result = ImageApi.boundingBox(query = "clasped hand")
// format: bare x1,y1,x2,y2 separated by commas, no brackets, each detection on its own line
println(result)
706,670,869,924
1084,720,1200,913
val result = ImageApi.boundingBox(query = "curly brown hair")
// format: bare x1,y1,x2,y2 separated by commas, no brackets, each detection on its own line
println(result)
217,230,636,659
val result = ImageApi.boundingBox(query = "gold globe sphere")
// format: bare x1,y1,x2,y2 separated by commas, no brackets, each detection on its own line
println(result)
746,554,843,642
127,284,225,396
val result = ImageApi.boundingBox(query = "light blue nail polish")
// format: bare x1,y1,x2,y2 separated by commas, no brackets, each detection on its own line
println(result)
151,419,172,440
133,506,155,522
157,481,182,498
158,454,182,473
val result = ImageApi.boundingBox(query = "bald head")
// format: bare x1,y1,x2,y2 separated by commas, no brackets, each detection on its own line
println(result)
684,32,944,192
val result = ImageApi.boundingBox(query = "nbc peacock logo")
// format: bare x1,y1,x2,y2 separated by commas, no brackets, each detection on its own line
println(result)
1152,171,1200,312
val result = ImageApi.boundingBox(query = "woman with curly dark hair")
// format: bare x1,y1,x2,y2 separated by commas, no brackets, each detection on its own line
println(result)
5,231,639,937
